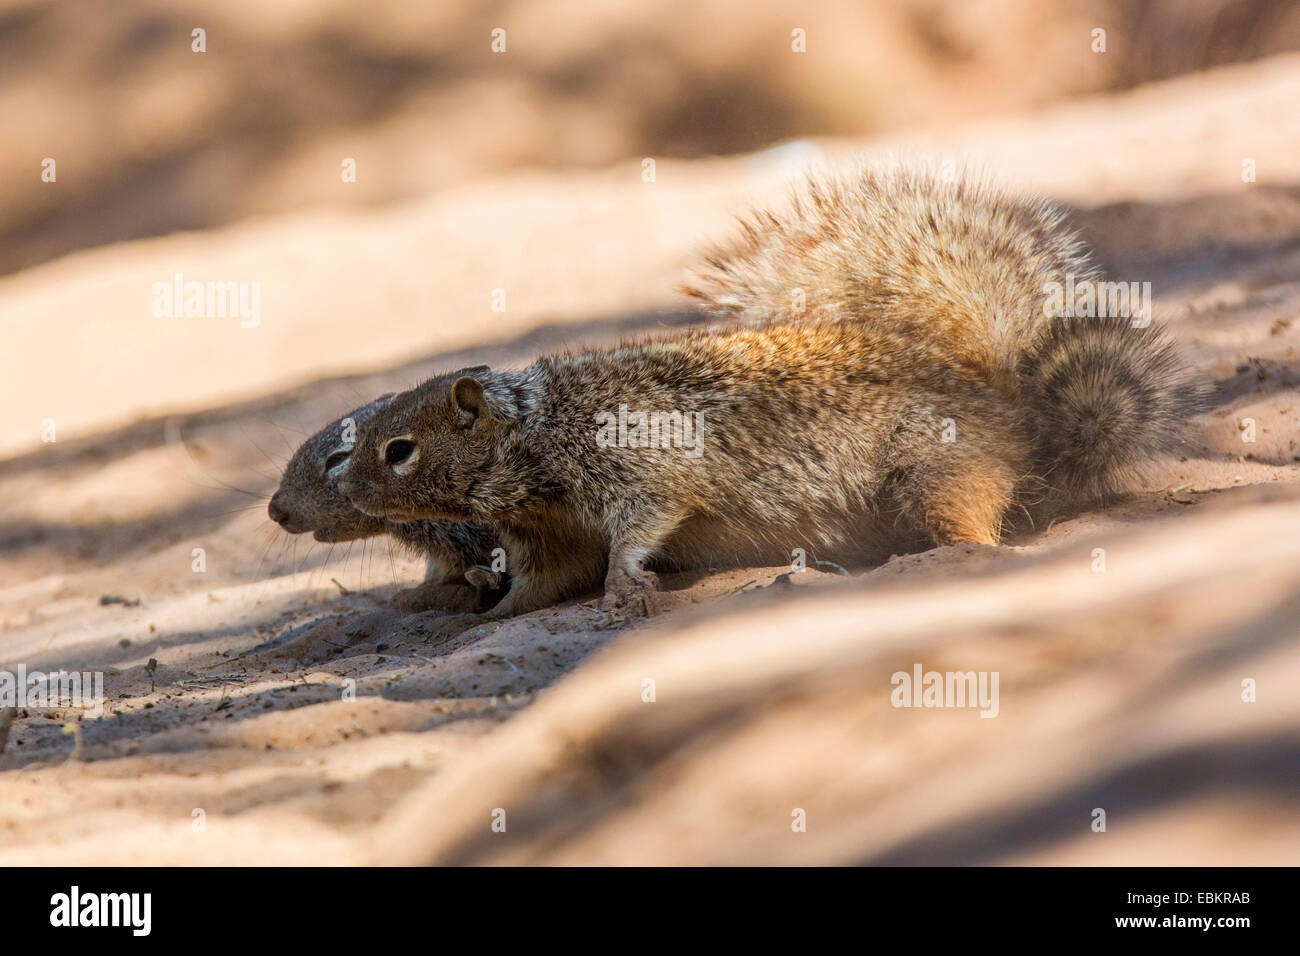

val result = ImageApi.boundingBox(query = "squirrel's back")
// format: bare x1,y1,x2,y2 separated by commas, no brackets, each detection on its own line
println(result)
682,164,1092,396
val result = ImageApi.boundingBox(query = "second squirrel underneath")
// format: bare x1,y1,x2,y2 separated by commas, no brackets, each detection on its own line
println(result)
338,166,1199,617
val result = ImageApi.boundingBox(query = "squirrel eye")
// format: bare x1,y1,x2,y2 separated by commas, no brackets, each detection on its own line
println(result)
323,451,350,474
383,438,418,469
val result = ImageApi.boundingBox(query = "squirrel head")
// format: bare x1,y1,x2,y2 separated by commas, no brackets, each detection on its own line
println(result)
340,366,505,523
268,395,394,541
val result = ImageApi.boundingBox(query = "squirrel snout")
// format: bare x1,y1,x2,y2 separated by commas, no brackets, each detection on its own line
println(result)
267,495,291,526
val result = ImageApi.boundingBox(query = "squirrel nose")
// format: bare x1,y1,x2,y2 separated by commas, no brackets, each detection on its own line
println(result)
338,479,358,500
267,496,290,525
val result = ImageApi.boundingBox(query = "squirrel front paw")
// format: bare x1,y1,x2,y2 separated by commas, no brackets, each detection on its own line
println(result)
599,567,662,618
464,566,511,612
464,565,503,590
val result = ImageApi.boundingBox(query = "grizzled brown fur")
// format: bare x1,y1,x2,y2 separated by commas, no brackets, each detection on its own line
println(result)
684,164,1202,505
268,395,504,612
338,166,1199,617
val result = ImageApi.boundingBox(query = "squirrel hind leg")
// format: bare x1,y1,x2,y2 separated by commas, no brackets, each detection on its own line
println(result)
893,457,1018,548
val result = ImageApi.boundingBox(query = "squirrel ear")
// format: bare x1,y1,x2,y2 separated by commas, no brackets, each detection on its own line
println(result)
452,376,486,425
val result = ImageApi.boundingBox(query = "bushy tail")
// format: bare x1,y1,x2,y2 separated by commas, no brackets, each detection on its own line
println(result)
1019,314,1203,506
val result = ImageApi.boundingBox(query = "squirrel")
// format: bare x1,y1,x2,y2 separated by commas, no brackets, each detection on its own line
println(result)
337,165,1200,618
268,394,506,612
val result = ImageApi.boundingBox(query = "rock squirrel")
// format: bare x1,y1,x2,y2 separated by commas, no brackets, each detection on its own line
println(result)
338,166,1200,617
268,395,506,612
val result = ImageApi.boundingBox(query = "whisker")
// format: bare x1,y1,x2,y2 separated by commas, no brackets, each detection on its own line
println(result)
179,472,270,499
253,527,281,582
386,533,399,590
200,503,271,522
312,542,337,589
342,540,356,584
238,421,287,477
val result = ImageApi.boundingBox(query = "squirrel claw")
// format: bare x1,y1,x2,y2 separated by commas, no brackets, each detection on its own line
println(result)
599,568,661,618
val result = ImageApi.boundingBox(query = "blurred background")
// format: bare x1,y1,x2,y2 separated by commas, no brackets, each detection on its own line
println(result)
5,0,1300,276
1,0,1299,866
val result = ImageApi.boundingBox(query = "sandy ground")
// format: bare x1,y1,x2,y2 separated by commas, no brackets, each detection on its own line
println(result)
2,55,1299,864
